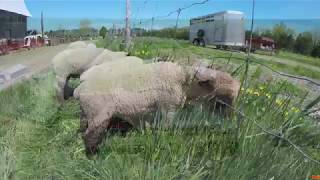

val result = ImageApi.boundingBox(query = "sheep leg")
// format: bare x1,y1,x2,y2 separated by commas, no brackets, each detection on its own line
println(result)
56,76,67,103
83,111,113,155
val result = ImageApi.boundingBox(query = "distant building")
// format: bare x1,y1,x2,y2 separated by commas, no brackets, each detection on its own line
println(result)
246,37,276,51
0,0,31,39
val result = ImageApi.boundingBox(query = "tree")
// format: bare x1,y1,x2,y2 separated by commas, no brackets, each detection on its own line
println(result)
79,19,92,36
311,28,320,46
311,43,320,57
245,30,259,40
99,26,108,39
272,23,295,50
294,32,313,55
260,29,273,38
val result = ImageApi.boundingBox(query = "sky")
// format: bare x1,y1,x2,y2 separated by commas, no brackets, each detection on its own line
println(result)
23,0,320,20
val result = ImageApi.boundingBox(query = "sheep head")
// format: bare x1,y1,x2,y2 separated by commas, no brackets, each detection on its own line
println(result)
185,66,240,112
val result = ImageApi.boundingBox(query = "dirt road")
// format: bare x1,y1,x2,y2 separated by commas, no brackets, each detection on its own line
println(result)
0,44,68,72
0,44,68,90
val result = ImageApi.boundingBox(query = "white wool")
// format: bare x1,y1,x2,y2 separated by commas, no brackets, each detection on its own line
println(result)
68,41,87,49
87,43,97,49
75,61,186,129
52,46,103,78
88,50,127,67
76,56,145,97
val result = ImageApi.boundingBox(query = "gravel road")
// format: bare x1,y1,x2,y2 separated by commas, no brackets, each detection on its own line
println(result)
0,44,68,72
0,44,68,90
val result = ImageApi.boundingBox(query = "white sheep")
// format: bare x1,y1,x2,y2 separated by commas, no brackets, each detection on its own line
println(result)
67,41,87,49
52,41,128,101
74,58,240,155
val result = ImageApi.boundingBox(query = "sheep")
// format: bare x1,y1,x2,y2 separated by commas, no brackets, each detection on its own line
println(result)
52,42,128,101
74,58,240,155
67,41,87,49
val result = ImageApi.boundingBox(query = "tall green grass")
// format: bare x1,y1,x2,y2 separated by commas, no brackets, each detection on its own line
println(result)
277,51,320,68
0,67,319,179
0,37,319,179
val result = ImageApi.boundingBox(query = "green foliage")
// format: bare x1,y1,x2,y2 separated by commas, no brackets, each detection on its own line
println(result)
312,44,320,58
99,26,108,39
79,19,92,36
277,51,320,68
272,23,295,50
96,35,124,51
294,32,314,55
251,24,320,57
142,27,189,40
260,29,273,38
245,30,260,39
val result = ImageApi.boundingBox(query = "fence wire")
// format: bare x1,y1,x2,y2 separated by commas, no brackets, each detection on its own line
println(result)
216,100,320,165
127,0,320,167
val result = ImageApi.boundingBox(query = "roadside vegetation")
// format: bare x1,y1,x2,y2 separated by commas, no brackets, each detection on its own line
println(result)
128,23,320,58
97,36,320,80
1,37,319,179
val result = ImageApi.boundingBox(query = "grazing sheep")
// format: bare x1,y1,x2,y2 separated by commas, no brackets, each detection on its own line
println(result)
52,42,128,101
67,41,87,49
74,59,240,155
88,49,127,68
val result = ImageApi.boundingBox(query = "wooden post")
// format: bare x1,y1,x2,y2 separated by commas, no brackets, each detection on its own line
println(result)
125,0,131,49
175,8,181,39
151,17,154,36
41,11,44,38
248,0,255,55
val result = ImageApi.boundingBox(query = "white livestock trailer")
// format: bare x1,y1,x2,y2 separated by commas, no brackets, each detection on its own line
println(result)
190,11,245,49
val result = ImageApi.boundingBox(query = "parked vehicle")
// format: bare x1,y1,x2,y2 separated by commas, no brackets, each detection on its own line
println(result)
23,34,50,49
190,11,245,49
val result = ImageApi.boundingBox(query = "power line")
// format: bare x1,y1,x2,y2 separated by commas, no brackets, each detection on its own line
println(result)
139,0,210,26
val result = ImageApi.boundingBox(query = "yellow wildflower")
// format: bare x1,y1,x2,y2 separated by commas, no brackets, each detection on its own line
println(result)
276,99,283,106
253,91,260,96
241,87,245,91
284,111,289,117
265,93,271,99
246,88,253,94
291,107,301,113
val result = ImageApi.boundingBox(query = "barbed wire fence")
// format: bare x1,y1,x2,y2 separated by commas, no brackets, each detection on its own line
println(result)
122,0,320,166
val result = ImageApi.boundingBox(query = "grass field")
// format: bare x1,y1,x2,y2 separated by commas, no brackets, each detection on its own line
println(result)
97,37,320,80
1,37,320,179
277,51,320,68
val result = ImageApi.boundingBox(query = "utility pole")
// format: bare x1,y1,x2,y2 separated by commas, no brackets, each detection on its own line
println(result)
125,0,131,49
175,8,182,39
41,11,44,37
248,0,255,55
151,17,154,35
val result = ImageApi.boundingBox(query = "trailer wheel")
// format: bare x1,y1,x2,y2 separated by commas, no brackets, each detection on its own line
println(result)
197,29,205,38
193,39,200,46
199,39,206,47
